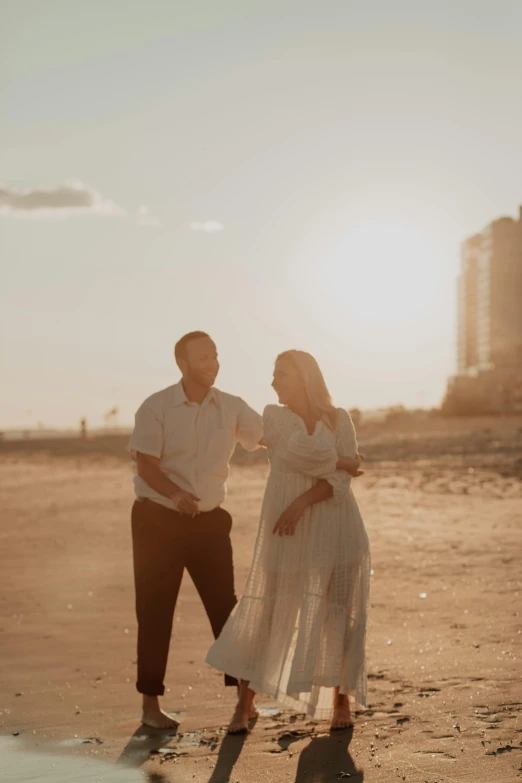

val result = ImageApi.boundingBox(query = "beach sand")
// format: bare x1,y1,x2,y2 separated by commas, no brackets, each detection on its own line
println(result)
1,416,521,782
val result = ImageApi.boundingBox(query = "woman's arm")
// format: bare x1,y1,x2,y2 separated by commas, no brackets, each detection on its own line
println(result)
273,412,365,535
272,455,365,536
296,477,334,506
272,479,333,536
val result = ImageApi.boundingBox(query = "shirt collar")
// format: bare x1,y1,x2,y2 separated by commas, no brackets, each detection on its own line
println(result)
171,380,220,408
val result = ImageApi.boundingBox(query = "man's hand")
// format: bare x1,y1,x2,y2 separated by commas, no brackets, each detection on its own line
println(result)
273,499,306,537
354,452,365,477
171,488,201,516
337,454,365,478
136,452,201,514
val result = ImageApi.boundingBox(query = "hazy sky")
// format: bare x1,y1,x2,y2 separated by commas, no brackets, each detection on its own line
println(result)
2,0,522,429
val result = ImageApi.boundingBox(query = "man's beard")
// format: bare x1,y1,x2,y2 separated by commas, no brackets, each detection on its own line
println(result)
186,365,217,389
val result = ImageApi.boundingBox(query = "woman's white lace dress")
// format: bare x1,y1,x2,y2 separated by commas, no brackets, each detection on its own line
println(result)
206,404,370,718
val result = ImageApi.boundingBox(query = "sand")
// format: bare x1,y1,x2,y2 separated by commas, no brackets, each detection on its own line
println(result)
1,416,521,782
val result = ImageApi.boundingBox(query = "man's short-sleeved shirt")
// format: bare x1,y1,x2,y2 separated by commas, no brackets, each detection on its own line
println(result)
129,380,263,512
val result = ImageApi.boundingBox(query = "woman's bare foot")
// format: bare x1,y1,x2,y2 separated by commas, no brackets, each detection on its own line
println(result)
141,695,179,730
331,688,354,730
331,703,354,729
236,682,259,721
227,704,251,734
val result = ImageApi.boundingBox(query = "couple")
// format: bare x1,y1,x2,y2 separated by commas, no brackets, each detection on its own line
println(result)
129,331,370,734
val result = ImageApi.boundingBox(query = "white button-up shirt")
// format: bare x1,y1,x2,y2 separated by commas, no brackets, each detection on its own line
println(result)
129,380,263,512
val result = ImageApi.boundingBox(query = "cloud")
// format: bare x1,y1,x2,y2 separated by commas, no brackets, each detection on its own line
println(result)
0,180,126,218
189,220,224,233
137,205,160,227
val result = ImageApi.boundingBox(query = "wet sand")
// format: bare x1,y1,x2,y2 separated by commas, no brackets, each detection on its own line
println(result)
1,416,521,782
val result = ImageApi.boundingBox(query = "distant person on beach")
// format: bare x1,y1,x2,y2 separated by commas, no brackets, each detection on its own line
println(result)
206,350,370,732
128,331,264,729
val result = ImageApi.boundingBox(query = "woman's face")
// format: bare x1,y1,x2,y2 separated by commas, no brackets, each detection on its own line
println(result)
272,359,303,405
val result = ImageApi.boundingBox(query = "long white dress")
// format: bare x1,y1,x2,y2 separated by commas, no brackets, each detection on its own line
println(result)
206,404,370,719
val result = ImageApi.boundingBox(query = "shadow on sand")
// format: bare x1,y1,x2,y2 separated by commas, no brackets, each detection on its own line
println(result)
118,722,249,783
146,773,171,783
206,729,250,783
118,724,179,770
116,721,361,783
203,725,361,783
294,728,362,783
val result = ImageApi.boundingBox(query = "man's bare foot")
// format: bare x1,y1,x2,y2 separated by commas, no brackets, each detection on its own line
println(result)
228,680,256,733
141,695,179,730
227,705,251,734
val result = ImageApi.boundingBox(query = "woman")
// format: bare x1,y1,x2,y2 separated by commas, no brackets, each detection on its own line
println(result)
206,350,370,732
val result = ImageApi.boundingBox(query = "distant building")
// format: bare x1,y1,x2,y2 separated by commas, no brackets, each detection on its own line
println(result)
445,205,522,413
457,233,480,374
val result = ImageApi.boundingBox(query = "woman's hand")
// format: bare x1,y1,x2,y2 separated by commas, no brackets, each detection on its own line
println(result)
273,499,307,536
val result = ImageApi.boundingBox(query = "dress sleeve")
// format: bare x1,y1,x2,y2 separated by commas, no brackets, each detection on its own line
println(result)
335,408,358,459
321,408,358,502
128,402,163,459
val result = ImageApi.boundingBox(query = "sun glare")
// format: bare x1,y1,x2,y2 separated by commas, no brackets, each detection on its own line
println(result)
319,220,445,329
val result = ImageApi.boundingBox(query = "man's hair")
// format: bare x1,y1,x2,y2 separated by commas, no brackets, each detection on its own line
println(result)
174,331,212,362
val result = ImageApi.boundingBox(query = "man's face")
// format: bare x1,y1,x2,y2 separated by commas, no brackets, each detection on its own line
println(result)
182,337,220,389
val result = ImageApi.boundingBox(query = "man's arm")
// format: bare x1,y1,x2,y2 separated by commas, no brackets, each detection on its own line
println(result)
337,455,364,477
236,400,264,451
136,453,200,515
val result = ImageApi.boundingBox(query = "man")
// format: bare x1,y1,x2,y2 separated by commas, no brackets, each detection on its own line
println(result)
129,331,264,728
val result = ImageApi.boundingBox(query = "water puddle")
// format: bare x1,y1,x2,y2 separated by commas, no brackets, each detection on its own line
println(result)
1,735,145,782
58,736,103,747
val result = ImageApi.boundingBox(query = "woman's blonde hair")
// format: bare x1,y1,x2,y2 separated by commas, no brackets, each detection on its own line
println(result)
276,350,338,430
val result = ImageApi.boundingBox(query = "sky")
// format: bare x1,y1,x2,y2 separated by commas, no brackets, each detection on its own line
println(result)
2,0,522,429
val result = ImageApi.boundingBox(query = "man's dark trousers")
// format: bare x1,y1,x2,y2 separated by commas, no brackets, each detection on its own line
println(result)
131,498,238,696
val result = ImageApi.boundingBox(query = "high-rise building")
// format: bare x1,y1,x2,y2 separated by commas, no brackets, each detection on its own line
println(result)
457,233,480,374
457,207,522,375
444,205,522,413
